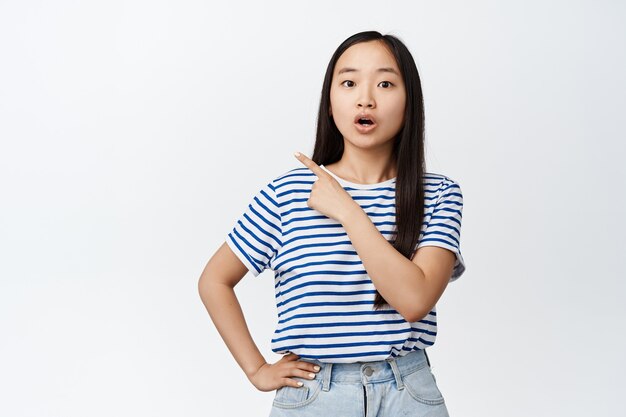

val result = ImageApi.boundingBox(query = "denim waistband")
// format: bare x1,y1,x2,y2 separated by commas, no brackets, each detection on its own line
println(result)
303,349,430,392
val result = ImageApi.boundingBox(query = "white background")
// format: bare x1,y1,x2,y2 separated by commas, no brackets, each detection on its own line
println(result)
1,1,625,416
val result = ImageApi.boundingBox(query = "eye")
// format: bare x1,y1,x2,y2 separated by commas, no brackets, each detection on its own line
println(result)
340,80,355,87
378,81,393,88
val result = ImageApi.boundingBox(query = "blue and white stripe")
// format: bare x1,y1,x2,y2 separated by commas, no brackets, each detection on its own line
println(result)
226,165,465,363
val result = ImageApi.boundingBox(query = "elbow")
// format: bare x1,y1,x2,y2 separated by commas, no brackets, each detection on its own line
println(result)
405,311,423,323
198,273,207,294
405,291,437,323
198,273,216,300
404,305,430,323
198,275,209,302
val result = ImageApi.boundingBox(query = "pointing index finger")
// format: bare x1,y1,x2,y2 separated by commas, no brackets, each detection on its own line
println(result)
294,152,328,179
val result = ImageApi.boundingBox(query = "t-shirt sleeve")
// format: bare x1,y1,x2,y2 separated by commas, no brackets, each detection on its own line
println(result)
225,181,283,277
415,177,466,282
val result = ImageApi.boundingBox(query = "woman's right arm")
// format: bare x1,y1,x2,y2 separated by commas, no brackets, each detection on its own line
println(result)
198,242,322,391
197,242,268,381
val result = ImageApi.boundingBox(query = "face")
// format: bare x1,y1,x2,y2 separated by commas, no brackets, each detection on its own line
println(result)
329,40,406,149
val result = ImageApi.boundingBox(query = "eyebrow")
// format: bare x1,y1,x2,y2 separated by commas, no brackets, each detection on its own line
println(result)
337,67,400,76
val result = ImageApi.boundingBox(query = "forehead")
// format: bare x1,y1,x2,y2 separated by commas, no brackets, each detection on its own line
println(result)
334,41,400,75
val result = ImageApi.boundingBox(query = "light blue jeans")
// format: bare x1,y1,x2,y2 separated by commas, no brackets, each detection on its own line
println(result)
269,348,450,417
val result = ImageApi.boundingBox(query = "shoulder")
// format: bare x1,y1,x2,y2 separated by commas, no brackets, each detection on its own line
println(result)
269,165,316,187
423,172,463,200
259,166,315,200
423,171,461,187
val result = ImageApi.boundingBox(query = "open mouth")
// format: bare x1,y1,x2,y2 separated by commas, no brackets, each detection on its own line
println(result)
354,116,377,132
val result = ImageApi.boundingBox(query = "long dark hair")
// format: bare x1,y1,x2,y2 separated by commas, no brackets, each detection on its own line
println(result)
311,31,426,311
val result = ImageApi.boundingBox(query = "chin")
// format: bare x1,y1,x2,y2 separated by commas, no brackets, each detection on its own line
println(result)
344,136,388,149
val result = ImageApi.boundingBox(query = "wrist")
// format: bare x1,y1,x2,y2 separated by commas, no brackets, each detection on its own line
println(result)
245,360,267,379
338,201,362,226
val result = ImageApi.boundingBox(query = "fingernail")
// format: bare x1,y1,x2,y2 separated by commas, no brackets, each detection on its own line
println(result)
314,366,320,371
309,373,315,378
294,152,301,157
297,381,303,386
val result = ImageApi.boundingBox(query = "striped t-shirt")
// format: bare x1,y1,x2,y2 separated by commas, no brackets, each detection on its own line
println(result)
225,164,465,363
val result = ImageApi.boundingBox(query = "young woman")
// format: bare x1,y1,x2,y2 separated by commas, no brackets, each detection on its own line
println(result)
199,30,466,417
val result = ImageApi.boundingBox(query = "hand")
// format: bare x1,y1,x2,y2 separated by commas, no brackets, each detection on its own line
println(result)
294,152,360,224
248,353,321,392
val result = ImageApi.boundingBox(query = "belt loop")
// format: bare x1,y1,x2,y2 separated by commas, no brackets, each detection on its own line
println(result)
322,362,333,392
387,357,405,391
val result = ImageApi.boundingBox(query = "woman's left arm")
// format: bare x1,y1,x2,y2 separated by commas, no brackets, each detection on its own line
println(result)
294,151,455,322
340,205,455,322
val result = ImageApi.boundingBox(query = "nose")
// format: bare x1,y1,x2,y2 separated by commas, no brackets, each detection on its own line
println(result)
357,88,375,109
357,99,375,109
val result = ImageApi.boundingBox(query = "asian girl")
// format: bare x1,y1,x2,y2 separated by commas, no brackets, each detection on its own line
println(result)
199,30,465,417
